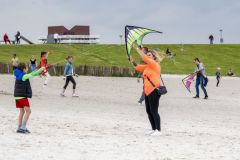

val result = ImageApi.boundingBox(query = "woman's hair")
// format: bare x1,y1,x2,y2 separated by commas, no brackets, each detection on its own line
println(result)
140,46,148,54
66,56,73,60
194,58,200,62
17,63,27,71
149,50,157,60
41,51,47,57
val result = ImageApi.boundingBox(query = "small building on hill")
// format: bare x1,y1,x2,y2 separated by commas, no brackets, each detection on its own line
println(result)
38,25,100,44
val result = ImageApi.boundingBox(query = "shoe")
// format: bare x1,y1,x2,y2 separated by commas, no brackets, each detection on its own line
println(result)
60,93,65,97
145,130,155,135
138,101,142,105
72,94,79,97
193,96,199,98
150,130,162,136
204,96,208,99
24,129,31,134
16,128,26,134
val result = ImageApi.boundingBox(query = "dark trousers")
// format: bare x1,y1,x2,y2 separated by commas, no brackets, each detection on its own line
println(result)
216,77,220,87
195,76,208,97
145,90,161,131
63,76,76,89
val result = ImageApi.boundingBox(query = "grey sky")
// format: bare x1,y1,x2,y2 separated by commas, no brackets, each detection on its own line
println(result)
0,0,240,44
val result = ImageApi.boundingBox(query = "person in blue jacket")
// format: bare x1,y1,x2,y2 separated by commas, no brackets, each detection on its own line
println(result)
14,62,44,133
60,56,79,97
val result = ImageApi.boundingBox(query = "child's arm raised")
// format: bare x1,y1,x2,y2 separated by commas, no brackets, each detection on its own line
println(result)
22,67,44,81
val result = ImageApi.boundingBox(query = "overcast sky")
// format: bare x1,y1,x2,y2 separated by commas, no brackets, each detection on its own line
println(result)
0,0,240,44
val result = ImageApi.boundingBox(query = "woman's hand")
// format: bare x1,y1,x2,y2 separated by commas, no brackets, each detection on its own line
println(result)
132,43,139,50
132,42,145,58
129,56,134,63
129,56,137,67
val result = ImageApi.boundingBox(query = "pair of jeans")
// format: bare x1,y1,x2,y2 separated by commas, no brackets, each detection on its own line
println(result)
145,90,161,131
195,75,208,97
30,64,36,72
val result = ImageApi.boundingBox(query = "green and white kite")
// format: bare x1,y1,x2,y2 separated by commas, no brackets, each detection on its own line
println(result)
125,25,162,59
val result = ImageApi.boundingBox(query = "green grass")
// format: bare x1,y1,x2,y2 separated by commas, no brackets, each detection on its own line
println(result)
0,44,239,76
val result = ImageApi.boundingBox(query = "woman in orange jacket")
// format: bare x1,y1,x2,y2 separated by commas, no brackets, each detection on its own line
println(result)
130,44,162,136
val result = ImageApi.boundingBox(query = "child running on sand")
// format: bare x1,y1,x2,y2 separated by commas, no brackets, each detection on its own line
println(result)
60,56,79,97
40,51,51,86
14,63,44,133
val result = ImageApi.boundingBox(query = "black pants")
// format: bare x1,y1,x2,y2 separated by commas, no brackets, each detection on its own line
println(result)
63,76,76,89
216,77,220,87
145,90,161,131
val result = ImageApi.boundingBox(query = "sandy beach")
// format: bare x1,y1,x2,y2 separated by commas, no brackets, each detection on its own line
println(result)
0,74,240,160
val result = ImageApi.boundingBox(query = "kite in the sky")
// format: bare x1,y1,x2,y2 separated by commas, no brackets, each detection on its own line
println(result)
125,25,162,59
182,74,195,93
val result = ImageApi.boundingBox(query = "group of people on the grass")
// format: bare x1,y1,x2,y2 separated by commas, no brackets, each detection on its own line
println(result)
2,32,21,44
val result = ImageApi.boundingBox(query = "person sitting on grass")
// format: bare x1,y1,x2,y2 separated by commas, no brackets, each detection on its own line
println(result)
227,68,235,77
14,63,44,134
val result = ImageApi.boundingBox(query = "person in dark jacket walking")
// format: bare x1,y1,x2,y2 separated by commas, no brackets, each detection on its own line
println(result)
209,35,214,44
14,63,44,134
15,31,21,44
216,67,221,87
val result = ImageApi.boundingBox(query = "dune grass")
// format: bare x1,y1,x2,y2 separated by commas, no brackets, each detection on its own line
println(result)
0,44,239,76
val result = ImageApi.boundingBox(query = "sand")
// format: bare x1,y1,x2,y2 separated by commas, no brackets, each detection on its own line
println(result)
0,74,240,160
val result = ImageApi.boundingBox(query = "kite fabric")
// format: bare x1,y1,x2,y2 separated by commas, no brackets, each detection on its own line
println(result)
124,25,162,59
182,74,195,93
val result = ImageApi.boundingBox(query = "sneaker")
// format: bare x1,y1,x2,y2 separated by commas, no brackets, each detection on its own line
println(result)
151,130,162,136
204,96,208,99
60,93,66,97
193,96,199,98
145,130,155,135
24,129,31,134
16,128,26,134
72,94,79,97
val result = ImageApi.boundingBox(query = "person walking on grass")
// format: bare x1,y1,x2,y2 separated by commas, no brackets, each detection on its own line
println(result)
216,67,221,87
130,43,162,136
15,31,21,44
193,58,208,99
14,63,44,133
209,34,214,44
60,56,79,97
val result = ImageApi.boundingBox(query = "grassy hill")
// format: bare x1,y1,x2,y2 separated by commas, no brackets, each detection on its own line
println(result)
0,44,239,76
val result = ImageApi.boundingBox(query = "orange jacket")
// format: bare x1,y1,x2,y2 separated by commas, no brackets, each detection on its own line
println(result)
135,55,161,96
